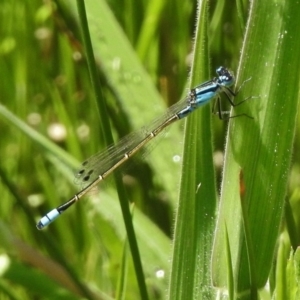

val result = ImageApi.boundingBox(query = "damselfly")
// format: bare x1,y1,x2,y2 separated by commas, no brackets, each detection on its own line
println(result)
36,66,250,229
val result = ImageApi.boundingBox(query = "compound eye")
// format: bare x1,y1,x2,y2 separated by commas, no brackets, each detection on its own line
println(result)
216,66,225,75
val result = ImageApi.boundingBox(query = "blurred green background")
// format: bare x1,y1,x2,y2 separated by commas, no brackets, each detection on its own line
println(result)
1,0,300,299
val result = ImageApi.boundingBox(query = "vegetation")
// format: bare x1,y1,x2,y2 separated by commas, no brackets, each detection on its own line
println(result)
0,0,300,299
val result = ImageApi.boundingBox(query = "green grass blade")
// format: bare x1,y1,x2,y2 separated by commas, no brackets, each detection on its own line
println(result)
212,0,300,296
168,1,218,299
63,0,166,129
76,0,150,298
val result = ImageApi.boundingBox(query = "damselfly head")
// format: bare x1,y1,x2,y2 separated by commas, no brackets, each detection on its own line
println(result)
216,66,235,87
